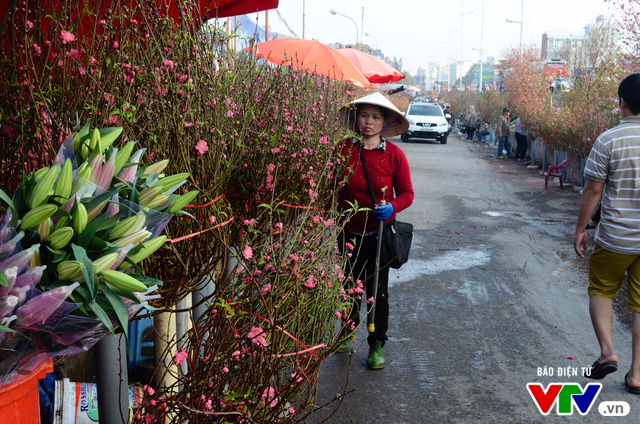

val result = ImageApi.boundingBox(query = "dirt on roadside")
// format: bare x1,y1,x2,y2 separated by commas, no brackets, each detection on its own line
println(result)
462,132,635,332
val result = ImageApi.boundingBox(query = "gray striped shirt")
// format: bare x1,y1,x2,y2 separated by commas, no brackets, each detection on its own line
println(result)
585,116,640,254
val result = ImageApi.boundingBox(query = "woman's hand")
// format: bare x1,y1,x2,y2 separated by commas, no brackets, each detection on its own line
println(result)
373,203,394,220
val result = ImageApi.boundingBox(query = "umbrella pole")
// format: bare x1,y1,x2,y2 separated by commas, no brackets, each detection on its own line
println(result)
368,187,387,334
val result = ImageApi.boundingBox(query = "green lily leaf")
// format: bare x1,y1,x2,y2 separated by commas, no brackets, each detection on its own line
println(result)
78,121,92,139
0,189,18,226
44,245,70,263
75,214,107,250
0,271,8,288
104,284,142,304
168,209,197,221
101,285,129,342
72,285,93,306
82,186,123,212
97,212,121,232
71,243,96,301
90,301,115,335
0,324,16,333
130,274,163,287
98,127,124,151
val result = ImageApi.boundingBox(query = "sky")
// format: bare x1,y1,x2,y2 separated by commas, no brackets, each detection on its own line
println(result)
243,0,615,75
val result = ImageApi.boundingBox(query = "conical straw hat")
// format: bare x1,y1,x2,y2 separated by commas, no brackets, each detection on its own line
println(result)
340,92,409,138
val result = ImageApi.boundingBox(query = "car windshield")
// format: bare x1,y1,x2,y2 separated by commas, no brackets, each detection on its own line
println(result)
407,104,442,117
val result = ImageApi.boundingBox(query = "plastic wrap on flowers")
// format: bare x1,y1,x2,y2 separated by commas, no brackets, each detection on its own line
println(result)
0,124,197,385
0,207,165,385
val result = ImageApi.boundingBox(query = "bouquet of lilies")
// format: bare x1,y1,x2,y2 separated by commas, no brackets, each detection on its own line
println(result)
0,124,198,384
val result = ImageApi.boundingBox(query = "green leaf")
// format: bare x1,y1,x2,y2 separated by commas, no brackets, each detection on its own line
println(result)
104,284,141,304
82,186,123,211
0,189,18,226
101,285,129,342
97,212,121,232
71,244,96,300
78,122,92,139
131,274,163,287
0,271,7,288
169,209,197,221
0,324,16,333
90,301,115,335
75,214,107,250
72,285,93,305
98,127,124,150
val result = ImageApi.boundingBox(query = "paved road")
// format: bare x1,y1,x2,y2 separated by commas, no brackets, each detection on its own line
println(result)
306,133,638,423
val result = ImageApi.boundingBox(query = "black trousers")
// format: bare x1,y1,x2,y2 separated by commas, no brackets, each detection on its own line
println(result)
466,126,475,139
515,132,528,159
338,231,390,346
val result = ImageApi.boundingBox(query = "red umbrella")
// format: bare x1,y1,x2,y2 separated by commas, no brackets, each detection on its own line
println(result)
0,0,279,22
247,39,372,89
0,0,279,32
337,48,405,84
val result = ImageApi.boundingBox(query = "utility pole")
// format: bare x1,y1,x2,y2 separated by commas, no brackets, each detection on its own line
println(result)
479,0,484,91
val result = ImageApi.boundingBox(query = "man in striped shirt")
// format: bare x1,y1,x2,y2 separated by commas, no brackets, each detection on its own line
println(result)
575,73,640,393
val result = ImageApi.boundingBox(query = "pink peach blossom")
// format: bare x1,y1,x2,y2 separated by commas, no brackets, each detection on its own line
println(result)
60,30,76,44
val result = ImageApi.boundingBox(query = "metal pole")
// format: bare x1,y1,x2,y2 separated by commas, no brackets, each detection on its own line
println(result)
479,0,484,91
460,0,464,67
302,0,305,39
459,1,473,86
361,7,364,49
330,10,358,46
520,0,524,54
368,187,387,333
96,334,129,424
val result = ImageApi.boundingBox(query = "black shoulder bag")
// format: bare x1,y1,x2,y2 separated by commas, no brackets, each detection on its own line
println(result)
357,142,413,269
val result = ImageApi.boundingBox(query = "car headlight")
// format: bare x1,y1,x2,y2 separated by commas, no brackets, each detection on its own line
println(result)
407,118,415,125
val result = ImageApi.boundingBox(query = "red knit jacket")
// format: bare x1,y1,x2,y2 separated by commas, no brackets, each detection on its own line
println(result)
337,138,414,234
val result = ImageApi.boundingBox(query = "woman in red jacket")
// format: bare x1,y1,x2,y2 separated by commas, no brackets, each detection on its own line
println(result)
336,93,414,369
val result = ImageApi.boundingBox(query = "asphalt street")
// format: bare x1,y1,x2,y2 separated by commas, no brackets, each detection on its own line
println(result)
305,132,639,423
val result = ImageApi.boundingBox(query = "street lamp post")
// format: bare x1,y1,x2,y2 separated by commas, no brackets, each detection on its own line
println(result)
365,32,378,51
479,0,484,91
506,0,526,55
361,7,364,51
330,10,358,46
459,0,474,86
446,30,458,91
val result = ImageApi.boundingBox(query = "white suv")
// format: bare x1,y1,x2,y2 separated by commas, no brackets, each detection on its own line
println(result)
401,102,449,144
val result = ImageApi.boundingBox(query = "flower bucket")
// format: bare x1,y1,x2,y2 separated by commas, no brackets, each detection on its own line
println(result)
0,358,53,424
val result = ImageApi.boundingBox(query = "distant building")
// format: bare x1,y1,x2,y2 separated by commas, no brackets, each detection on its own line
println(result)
541,30,586,60
450,60,474,85
416,67,426,90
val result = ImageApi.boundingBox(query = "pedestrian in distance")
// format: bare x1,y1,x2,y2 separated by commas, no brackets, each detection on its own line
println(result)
496,108,512,158
337,92,415,369
574,73,640,394
513,114,528,161
465,108,476,140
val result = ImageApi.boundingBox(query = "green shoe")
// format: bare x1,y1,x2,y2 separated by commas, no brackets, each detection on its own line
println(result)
336,331,355,353
367,341,385,369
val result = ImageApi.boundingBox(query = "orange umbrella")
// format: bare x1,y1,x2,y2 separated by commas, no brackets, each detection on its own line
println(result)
247,39,372,89
337,48,405,84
